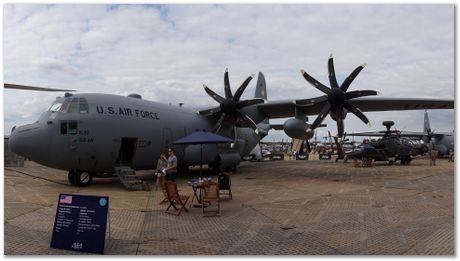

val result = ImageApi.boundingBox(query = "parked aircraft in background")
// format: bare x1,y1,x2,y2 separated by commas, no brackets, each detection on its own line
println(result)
6,55,454,187
349,111,454,157
346,121,429,165
402,111,454,157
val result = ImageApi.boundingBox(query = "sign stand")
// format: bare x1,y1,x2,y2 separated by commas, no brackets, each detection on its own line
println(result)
106,209,111,239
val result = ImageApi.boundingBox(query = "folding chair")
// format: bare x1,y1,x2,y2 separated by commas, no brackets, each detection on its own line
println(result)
218,173,232,200
202,182,220,217
159,176,169,204
164,181,190,216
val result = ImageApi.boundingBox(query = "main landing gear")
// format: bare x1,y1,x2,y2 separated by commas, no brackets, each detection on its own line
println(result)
68,169,93,187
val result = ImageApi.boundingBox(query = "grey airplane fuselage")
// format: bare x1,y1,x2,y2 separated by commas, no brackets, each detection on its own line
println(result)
9,93,258,173
430,135,454,156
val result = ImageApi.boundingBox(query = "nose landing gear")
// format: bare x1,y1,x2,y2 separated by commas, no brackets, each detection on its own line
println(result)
68,169,93,187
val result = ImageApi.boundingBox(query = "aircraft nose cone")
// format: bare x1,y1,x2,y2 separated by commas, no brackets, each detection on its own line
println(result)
9,124,49,162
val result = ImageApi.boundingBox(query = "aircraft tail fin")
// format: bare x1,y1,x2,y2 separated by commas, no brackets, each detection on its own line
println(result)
424,110,431,133
253,72,270,138
254,72,267,100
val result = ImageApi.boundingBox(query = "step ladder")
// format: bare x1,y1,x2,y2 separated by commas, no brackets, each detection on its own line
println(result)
114,166,145,190
291,139,304,154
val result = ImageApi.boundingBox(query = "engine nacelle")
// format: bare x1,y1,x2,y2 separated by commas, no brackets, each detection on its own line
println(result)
283,118,314,140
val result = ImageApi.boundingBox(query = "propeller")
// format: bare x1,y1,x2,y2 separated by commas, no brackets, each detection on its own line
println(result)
297,54,378,138
5,83,76,92
198,69,265,134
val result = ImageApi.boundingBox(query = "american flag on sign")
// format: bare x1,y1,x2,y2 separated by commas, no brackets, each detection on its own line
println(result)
60,195,73,204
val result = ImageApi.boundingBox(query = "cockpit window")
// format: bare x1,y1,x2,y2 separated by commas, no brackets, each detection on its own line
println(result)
48,101,62,112
67,98,79,113
49,97,90,114
79,98,89,113
68,120,78,135
59,100,70,112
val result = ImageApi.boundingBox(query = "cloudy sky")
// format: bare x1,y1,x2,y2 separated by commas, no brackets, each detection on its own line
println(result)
3,4,455,141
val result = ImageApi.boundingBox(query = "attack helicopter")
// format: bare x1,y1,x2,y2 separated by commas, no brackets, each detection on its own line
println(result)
345,121,429,165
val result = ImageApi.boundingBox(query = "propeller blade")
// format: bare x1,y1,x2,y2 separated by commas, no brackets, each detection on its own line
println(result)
237,111,259,134
236,98,264,109
343,102,370,125
233,74,254,101
4,83,76,92
296,95,328,107
214,112,227,133
224,69,232,99
337,118,345,138
328,54,339,89
203,84,226,104
197,106,221,116
306,140,311,152
300,69,332,95
308,102,332,130
340,64,366,92
345,90,378,100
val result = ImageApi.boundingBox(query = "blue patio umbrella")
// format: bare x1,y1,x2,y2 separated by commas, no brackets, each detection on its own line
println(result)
173,131,233,177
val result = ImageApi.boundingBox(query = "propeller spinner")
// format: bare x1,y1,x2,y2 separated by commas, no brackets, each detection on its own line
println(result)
198,69,265,133
297,54,378,138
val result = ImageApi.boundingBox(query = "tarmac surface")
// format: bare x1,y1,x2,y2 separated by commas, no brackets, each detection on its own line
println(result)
4,156,455,255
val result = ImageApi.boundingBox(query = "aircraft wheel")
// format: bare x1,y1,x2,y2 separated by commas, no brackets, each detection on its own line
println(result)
75,170,93,187
68,170,77,185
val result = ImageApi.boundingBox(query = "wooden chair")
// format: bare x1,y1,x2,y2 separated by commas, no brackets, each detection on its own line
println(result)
159,176,169,204
218,173,232,200
164,181,190,216
202,182,220,217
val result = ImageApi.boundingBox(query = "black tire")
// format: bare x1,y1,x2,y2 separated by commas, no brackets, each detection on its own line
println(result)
74,170,93,187
68,170,76,185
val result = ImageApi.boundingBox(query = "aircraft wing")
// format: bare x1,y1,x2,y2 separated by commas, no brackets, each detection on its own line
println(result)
257,97,454,119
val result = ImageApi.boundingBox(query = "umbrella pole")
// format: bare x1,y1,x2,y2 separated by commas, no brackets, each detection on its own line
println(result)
200,144,203,179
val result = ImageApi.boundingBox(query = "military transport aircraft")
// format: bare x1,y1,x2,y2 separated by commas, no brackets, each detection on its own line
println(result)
401,110,454,157
345,121,430,165
6,55,454,187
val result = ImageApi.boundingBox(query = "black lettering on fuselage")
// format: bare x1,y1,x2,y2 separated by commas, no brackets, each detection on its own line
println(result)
94,105,159,120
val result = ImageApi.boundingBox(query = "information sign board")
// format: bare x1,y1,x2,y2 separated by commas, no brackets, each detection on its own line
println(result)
50,194,109,254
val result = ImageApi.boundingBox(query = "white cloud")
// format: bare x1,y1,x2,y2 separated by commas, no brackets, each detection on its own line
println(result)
3,4,454,141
